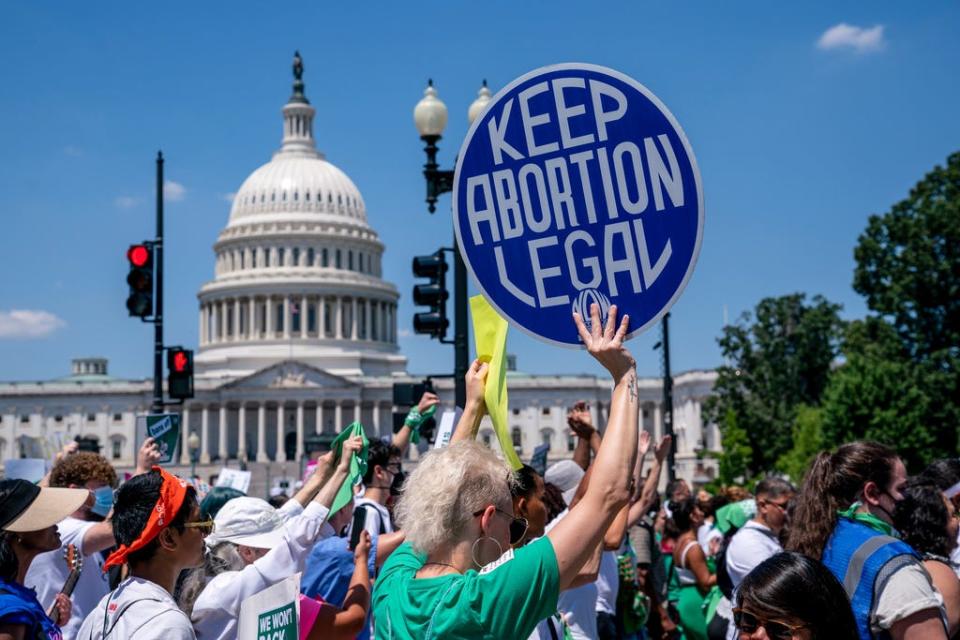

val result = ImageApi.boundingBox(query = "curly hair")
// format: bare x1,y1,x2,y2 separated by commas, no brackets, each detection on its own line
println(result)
894,481,955,558
542,482,567,524
49,452,117,488
395,441,514,556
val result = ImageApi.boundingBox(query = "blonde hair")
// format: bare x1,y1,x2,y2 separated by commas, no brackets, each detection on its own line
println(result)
395,441,514,556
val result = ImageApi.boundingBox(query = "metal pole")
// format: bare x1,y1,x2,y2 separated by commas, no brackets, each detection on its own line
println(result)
662,313,676,482
453,235,469,409
152,151,164,414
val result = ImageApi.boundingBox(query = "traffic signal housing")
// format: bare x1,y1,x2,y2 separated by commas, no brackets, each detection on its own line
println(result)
412,251,449,338
167,347,194,400
126,243,154,318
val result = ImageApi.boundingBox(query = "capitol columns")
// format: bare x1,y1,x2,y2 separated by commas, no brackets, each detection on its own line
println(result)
315,402,324,434
334,402,342,433
300,295,308,338
283,298,291,340
351,298,359,340
295,401,305,460
372,400,381,436
200,406,211,464
233,300,241,341
256,404,269,463
218,405,228,460
248,297,257,339
335,298,343,339
238,404,247,461
353,399,360,424
180,406,191,465
276,403,286,462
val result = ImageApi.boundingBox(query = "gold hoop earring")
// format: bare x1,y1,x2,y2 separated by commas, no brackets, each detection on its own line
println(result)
471,536,504,569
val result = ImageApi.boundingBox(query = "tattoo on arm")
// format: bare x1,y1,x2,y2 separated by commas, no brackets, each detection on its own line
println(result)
628,373,637,404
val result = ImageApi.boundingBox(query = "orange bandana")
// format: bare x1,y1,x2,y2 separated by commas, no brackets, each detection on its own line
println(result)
103,466,189,571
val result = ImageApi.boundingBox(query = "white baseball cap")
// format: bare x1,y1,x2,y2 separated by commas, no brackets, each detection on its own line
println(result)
545,460,585,506
206,497,285,549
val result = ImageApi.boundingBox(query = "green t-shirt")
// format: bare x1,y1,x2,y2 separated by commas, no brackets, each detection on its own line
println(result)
372,536,561,639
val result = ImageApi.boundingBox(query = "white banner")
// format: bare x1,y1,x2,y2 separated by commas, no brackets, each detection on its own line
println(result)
238,573,301,640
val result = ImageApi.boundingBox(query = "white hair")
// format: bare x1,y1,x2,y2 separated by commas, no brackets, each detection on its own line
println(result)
176,541,243,617
395,440,515,556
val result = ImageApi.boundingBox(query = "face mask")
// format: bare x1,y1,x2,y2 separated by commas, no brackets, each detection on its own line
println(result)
90,486,114,517
390,470,406,496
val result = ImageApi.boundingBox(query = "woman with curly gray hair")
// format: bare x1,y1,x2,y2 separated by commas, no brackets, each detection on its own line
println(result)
372,305,640,639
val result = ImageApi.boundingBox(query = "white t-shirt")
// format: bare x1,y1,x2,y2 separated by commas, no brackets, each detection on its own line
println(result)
77,576,195,640
594,551,619,615
352,497,392,537
26,516,110,640
539,509,598,640
872,560,945,634
191,501,331,640
724,520,782,592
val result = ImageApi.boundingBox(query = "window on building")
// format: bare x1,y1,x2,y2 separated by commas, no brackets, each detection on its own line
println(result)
54,415,63,422
511,427,522,449
113,413,122,422
292,247,300,265
348,251,354,271
541,429,553,448
481,430,493,447
20,415,29,423
276,303,284,333
278,248,285,266
335,249,342,269
542,407,551,416
512,408,520,416
264,250,270,268
307,303,317,334
251,251,257,268
292,304,301,333
111,437,123,460
87,413,96,422
322,248,329,267
567,434,576,452
307,247,315,266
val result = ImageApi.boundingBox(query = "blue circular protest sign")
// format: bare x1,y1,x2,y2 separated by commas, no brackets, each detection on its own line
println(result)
453,63,704,348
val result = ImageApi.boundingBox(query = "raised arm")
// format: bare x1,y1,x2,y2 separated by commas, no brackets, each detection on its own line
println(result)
629,436,671,527
292,451,336,508
392,391,439,453
450,360,489,444
312,437,363,510
307,531,372,640
547,305,638,590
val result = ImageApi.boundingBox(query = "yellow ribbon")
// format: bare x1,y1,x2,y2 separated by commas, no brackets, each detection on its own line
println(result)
470,295,522,471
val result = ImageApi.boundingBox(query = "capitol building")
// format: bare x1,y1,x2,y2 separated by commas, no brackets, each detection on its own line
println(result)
0,58,719,493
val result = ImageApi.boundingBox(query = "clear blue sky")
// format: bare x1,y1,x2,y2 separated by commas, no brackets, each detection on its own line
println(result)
1,2,958,382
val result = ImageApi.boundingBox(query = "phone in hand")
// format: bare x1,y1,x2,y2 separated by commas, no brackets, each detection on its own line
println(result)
349,507,367,551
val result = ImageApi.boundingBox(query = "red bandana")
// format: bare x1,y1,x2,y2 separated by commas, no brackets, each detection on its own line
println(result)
103,466,189,571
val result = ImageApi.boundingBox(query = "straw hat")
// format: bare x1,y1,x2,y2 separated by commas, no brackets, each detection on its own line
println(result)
0,479,88,532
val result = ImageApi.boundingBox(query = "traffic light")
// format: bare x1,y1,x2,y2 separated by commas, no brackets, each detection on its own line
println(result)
126,243,153,318
167,347,194,400
412,251,449,338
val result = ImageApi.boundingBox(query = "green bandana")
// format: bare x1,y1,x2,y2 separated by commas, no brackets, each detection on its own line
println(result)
329,422,369,514
838,501,900,538
403,404,437,444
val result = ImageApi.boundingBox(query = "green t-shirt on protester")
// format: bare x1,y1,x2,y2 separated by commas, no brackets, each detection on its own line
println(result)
372,536,561,639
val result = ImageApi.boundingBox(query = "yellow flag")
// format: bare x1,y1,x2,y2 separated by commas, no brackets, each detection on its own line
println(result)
470,295,523,471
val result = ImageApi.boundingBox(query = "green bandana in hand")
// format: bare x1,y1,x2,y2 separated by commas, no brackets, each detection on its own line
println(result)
404,404,437,444
838,501,900,538
330,422,369,514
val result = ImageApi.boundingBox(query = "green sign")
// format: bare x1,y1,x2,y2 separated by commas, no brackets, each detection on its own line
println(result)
256,602,298,640
137,414,181,464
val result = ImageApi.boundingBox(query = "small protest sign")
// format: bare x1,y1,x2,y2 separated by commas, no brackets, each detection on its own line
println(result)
135,413,181,464
238,573,300,640
216,467,252,493
433,408,462,449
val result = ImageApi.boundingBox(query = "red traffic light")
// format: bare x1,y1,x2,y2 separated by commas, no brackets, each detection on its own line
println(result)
172,351,188,373
127,244,150,267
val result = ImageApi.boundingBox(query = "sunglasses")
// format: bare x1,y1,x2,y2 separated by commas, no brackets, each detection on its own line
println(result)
733,608,805,640
183,519,216,536
473,508,529,545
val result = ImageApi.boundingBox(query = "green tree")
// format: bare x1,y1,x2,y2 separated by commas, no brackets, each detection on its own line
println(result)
716,408,751,485
776,404,824,484
853,151,960,365
705,294,845,475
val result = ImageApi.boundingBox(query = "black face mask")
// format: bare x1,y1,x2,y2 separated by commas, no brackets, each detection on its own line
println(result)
390,470,406,496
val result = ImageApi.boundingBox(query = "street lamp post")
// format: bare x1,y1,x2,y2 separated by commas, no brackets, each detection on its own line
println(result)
187,431,200,479
413,80,491,409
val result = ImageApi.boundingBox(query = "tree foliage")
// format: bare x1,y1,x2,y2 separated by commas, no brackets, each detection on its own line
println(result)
705,294,845,475
776,404,824,484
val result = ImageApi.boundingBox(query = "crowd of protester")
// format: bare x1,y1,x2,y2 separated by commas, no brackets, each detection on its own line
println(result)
0,305,958,639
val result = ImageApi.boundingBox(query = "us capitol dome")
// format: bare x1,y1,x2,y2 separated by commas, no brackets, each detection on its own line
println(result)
195,52,404,379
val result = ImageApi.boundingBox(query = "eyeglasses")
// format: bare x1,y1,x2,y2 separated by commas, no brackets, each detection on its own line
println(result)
761,499,790,512
733,608,806,640
473,507,529,545
183,519,216,536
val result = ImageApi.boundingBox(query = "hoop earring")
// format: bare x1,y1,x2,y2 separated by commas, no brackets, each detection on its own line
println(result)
471,536,504,569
